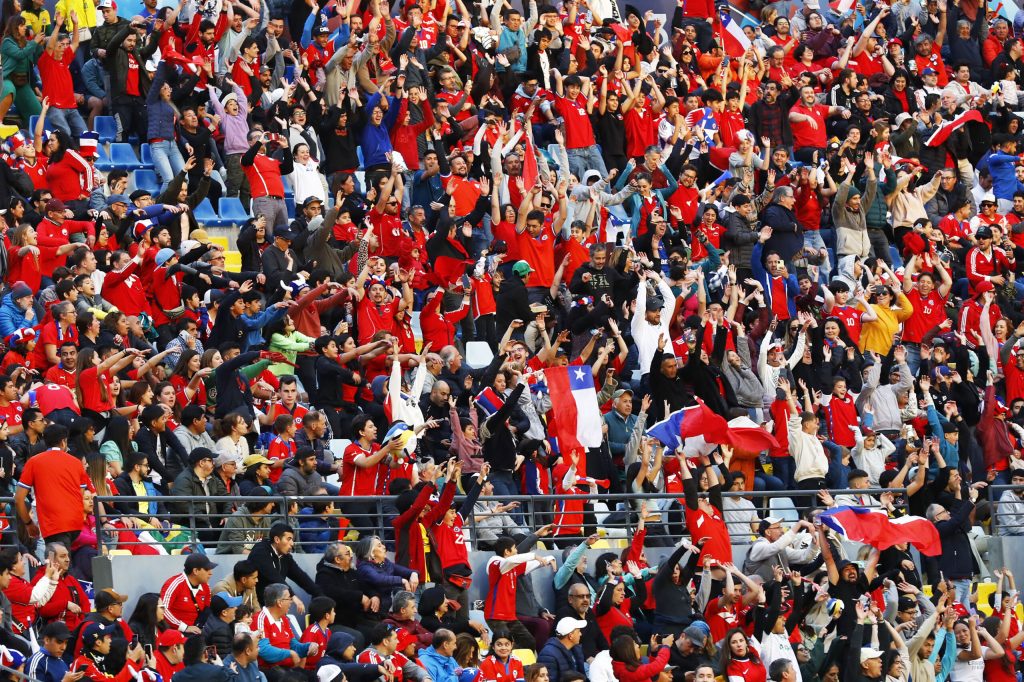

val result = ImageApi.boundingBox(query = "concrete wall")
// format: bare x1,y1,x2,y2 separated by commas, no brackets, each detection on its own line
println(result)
92,536,1024,620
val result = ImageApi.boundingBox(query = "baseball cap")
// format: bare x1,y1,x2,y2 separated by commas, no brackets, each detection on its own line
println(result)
612,388,633,400
512,260,535,277
156,630,186,648
41,622,73,642
243,454,274,468
82,622,114,649
187,446,215,466
211,591,244,615
275,228,298,242
975,226,994,239
106,194,130,207
183,552,217,572
758,516,783,535
94,588,128,611
44,198,66,214
155,248,176,267
129,189,152,202
682,625,707,643
555,617,588,636
314,24,331,35
975,280,995,295
921,67,937,75
860,648,884,663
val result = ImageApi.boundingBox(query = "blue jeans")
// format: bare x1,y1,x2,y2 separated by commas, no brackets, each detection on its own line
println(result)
47,107,86,138
150,139,186,192
905,344,922,377
566,147,608,183
489,470,524,526
803,230,830,283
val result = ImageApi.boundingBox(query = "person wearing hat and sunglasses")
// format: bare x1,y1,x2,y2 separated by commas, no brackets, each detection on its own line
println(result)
72,621,149,682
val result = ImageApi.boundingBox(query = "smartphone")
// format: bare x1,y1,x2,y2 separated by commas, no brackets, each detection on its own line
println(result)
130,635,140,650
144,644,153,659
204,645,218,661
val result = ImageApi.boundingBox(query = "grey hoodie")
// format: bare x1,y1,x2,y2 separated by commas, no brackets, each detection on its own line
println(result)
722,335,764,409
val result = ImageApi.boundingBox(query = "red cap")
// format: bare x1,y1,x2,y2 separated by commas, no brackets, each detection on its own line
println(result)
396,628,419,651
975,280,995,295
156,630,186,647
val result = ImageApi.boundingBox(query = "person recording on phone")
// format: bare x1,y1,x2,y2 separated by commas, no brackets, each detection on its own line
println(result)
71,622,150,682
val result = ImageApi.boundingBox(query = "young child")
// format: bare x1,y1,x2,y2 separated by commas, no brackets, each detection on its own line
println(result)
266,414,297,483
233,604,262,640
300,596,335,671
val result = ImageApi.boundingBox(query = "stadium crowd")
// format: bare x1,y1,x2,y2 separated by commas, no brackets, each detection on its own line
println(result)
0,0,1020,680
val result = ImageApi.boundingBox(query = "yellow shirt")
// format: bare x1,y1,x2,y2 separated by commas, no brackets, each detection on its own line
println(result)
858,292,914,355
53,0,97,33
21,9,51,37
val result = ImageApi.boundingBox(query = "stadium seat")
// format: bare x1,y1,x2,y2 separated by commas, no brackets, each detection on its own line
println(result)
216,197,250,227
465,341,493,369
976,580,995,615
139,143,154,168
889,245,903,269
95,145,115,171
224,251,241,273
193,198,218,224
514,650,536,666
131,169,160,194
27,115,38,138
94,116,117,144
109,143,144,170
769,497,800,524
209,236,229,250
285,197,295,220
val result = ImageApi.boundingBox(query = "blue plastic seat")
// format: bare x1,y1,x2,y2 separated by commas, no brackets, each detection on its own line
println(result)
193,198,218,225
94,145,115,171
139,143,153,168
27,115,38,138
132,169,160,194
94,116,117,143
215,197,249,227
285,197,295,221
109,143,144,170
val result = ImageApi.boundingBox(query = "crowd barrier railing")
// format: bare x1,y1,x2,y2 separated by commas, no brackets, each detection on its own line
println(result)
91,488,915,554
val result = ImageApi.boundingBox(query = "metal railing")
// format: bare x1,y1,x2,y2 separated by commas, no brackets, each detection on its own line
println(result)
987,484,1024,537
0,497,22,548
92,487,907,555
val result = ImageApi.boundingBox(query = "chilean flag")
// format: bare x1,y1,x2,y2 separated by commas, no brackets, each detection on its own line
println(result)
546,365,603,451
646,400,730,451
475,387,505,417
718,7,752,58
925,109,984,147
820,506,942,556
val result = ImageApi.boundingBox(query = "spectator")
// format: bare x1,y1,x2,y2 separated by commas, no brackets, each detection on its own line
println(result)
159,553,216,635
248,523,320,605
537,618,587,682
14,423,91,546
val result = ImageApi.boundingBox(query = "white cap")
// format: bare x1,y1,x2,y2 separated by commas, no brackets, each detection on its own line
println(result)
894,112,913,128
805,0,821,8
555,617,589,636
860,648,884,663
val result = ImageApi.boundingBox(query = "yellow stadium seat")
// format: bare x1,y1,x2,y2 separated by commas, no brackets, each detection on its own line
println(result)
225,251,242,273
514,649,536,666
210,236,229,249
590,539,611,549
976,581,996,616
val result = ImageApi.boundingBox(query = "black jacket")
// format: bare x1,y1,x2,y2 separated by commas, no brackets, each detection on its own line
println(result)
480,384,529,472
314,559,368,629
248,538,321,603
494,276,533,334
536,637,586,682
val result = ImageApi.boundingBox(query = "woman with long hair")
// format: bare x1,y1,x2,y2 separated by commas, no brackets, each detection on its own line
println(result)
454,633,481,672
128,593,168,649
146,62,188,192
153,381,182,428
169,349,209,409
7,224,81,293
100,415,137,478
720,628,766,682
0,14,40,125
595,578,645,644
75,347,140,430
45,128,94,205
99,311,131,350
200,348,223,413
523,664,548,682
214,412,251,464
69,417,100,462
77,310,101,350
611,633,673,682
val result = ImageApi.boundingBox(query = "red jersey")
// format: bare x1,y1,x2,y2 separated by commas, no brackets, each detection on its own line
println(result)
624,101,657,158
43,365,75,391
300,622,330,670
516,224,557,288
554,93,596,149
27,321,77,371
830,304,864,344
825,392,858,448
255,607,299,668
903,288,947,344
789,102,829,150
432,515,470,571
340,442,385,496
726,656,767,682
966,246,1014,294
267,437,296,484
17,448,90,537
484,556,529,621
159,572,211,631
38,49,75,108
356,296,398,344
268,401,308,429
684,504,732,565
0,400,23,429
480,655,525,682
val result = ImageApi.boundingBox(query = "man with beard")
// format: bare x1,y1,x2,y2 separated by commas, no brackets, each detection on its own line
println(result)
569,244,620,300
997,469,1024,534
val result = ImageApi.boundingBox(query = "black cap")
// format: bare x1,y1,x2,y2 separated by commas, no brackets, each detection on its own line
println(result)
731,193,752,207
129,189,152,202
188,446,215,466
975,226,993,239
41,622,73,641
184,553,218,572
291,446,317,465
